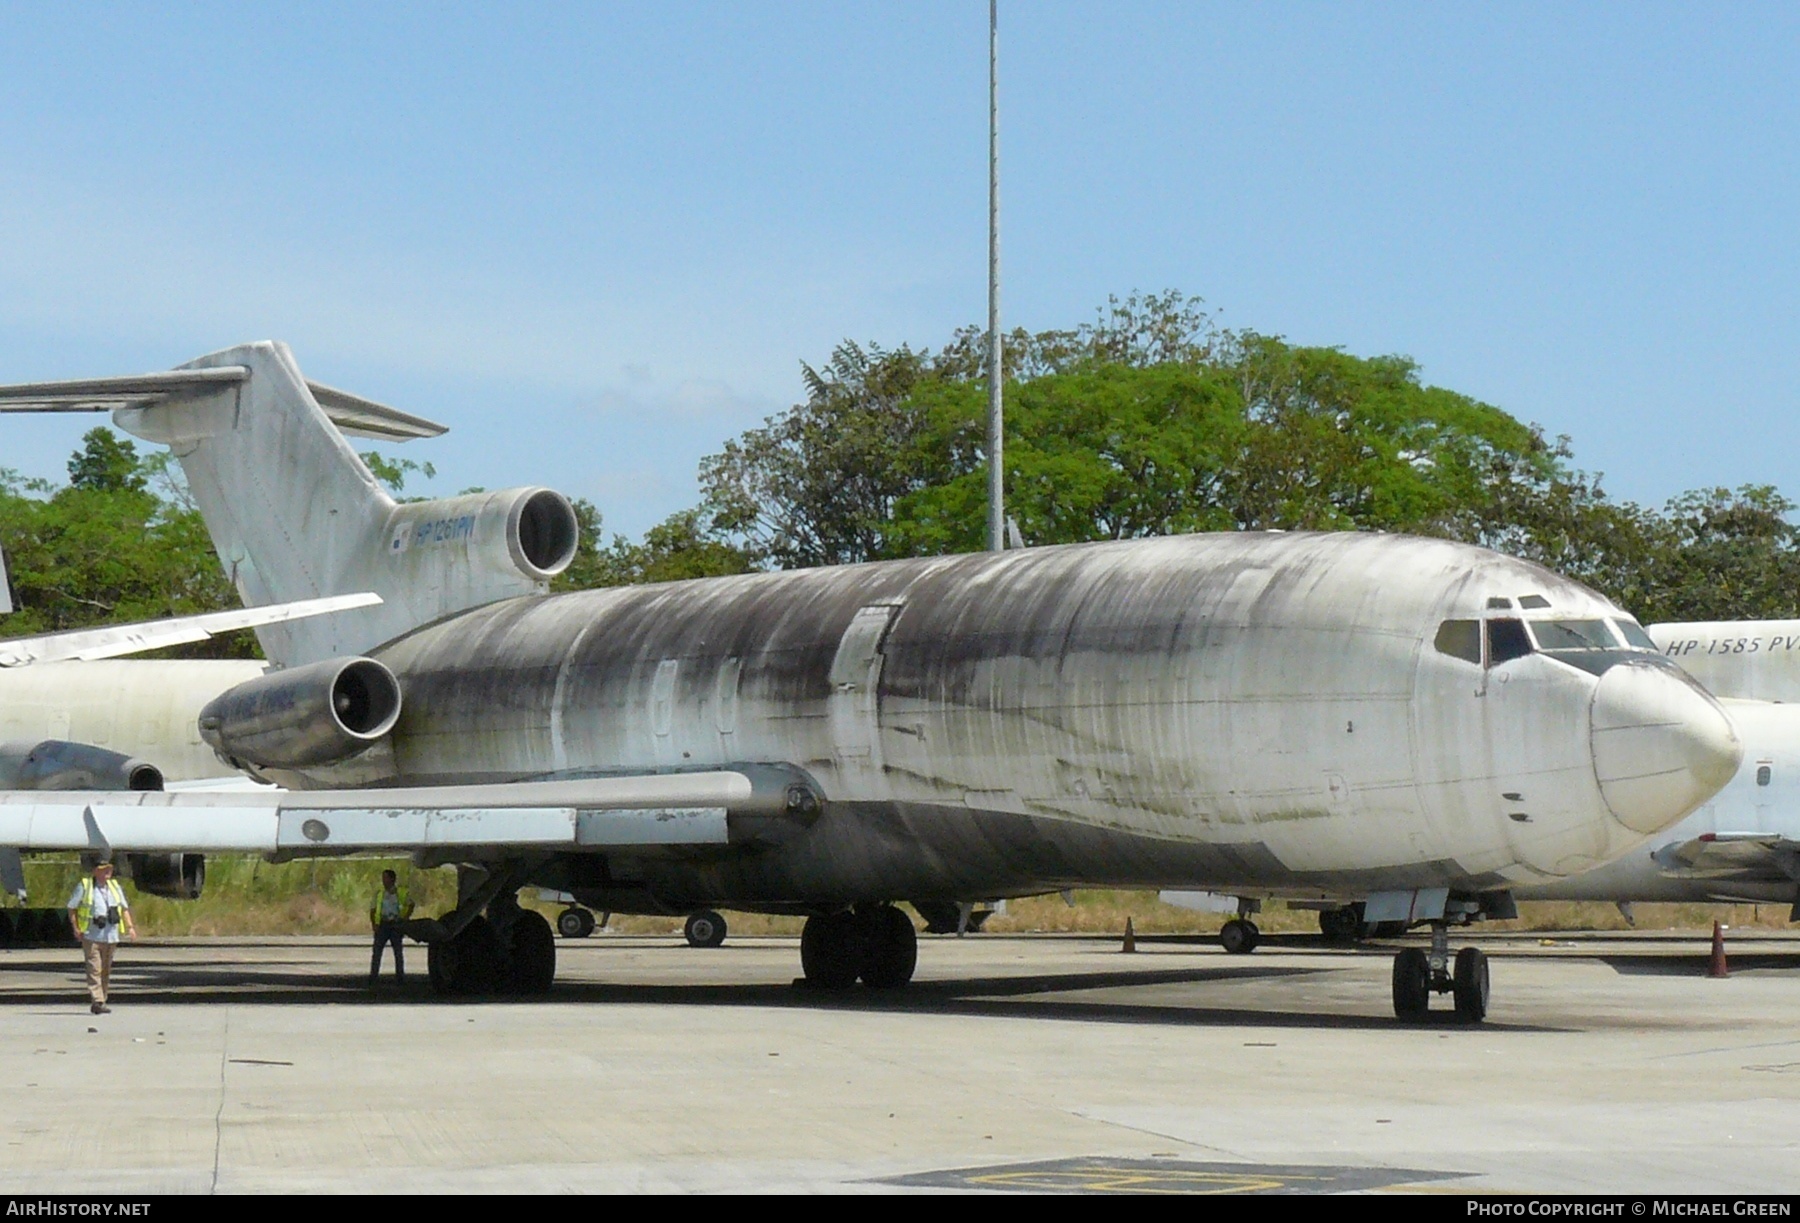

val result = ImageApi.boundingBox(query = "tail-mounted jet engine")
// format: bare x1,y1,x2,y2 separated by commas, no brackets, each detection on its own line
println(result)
0,740,164,792
381,486,580,584
199,656,402,770
123,852,205,900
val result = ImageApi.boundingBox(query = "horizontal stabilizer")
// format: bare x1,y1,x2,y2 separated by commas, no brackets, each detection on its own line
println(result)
303,380,447,441
0,771,757,853
0,366,248,411
0,592,383,667
0,365,445,441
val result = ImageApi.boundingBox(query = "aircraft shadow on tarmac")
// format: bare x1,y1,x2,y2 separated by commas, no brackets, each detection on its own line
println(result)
1,947,1559,1032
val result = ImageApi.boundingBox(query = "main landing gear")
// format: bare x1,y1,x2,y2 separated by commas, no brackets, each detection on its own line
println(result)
1391,922,1489,1023
426,868,557,998
799,905,918,989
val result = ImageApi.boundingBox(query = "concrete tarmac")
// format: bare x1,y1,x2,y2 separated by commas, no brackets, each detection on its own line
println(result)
3,929,1799,1194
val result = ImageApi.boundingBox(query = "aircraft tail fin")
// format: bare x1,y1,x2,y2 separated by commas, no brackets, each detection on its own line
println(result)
0,343,578,666
0,543,12,616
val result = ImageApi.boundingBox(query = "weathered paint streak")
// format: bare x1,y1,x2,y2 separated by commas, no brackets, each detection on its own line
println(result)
271,530,1702,910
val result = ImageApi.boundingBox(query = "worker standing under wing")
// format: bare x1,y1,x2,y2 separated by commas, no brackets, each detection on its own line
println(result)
67,860,135,1014
369,869,414,987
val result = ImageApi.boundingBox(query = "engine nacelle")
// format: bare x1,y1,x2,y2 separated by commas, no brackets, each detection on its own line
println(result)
0,740,163,792
124,852,205,900
381,486,579,584
199,656,402,770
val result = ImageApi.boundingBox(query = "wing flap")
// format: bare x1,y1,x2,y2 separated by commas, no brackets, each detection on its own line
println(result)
0,771,754,852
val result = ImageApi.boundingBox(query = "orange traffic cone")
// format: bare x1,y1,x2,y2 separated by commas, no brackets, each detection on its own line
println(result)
1121,916,1137,953
1708,920,1729,978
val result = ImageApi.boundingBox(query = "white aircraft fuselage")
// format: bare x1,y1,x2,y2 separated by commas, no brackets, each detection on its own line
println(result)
272,530,1741,914
0,659,264,784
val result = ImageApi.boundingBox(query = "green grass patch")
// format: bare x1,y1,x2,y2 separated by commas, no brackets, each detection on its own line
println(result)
11,857,1791,938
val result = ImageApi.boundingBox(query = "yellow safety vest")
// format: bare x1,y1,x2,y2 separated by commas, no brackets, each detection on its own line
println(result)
369,887,413,925
72,878,127,931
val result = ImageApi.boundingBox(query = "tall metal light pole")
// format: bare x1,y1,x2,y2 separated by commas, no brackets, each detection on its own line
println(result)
985,0,1004,553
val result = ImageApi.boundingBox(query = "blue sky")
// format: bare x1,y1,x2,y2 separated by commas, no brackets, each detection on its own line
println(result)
2,3,1796,539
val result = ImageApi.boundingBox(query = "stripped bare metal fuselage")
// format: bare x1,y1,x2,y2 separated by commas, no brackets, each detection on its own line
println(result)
258,530,1728,915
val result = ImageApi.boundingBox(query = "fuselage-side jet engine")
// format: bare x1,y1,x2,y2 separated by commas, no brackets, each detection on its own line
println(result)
0,343,1743,1022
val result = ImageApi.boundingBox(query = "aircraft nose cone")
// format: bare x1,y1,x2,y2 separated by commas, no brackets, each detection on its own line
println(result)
1590,663,1741,834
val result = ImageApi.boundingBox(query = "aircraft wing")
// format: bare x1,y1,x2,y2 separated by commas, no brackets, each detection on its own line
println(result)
0,592,383,666
1652,832,1800,882
0,772,758,854
0,367,445,441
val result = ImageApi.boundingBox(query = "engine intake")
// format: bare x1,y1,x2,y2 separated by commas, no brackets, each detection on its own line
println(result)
124,853,205,900
0,740,163,792
199,656,401,770
381,486,579,582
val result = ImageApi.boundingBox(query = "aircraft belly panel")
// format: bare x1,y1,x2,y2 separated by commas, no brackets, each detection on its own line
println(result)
608,800,1502,908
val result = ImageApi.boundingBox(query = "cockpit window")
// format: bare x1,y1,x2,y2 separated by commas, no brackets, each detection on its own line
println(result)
1518,595,1551,609
1487,618,1533,664
1434,619,1482,664
1612,618,1657,650
1528,619,1617,651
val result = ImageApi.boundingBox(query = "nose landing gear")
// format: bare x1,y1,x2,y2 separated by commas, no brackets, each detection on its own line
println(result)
1391,923,1489,1022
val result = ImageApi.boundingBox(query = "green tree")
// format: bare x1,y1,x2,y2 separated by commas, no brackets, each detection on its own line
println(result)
0,429,253,657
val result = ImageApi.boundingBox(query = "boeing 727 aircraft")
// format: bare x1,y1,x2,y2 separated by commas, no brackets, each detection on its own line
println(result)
0,343,1744,1021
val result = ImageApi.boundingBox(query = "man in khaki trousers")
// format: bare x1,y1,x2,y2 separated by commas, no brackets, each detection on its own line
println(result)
67,861,136,1014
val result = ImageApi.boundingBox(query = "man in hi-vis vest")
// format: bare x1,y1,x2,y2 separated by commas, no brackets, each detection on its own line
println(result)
67,860,136,1014
369,869,414,986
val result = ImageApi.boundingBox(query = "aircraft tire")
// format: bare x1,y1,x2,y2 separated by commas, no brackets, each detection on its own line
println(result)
557,907,596,939
684,910,728,948
859,905,918,989
1318,905,1364,941
506,910,557,995
1392,947,1431,1020
1452,947,1489,1023
429,917,501,997
800,912,861,989
1220,918,1260,954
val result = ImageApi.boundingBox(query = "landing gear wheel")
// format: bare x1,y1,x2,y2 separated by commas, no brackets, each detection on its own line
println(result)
557,907,596,939
1392,946,1431,1021
428,916,501,997
1452,946,1489,1023
800,912,862,989
1318,905,1365,941
505,910,557,995
1219,918,1261,954
684,910,728,948
859,905,918,988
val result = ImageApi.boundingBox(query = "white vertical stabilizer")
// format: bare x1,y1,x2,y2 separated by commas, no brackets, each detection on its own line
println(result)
0,342,577,667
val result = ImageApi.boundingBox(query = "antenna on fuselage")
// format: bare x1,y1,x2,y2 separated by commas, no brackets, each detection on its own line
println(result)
985,0,1005,553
